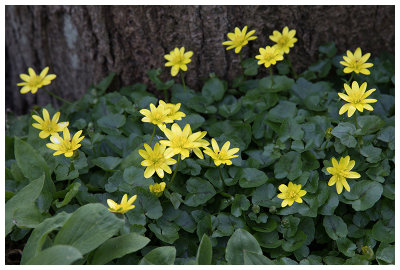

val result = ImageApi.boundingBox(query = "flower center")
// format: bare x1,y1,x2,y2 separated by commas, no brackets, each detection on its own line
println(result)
172,55,185,66
278,36,289,46
288,191,297,199
350,59,362,72
28,75,43,87
233,35,246,47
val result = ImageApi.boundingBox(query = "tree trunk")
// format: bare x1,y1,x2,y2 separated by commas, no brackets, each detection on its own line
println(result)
6,5,394,114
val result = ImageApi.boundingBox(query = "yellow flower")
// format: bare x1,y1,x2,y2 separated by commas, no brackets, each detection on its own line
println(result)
189,130,210,159
277,182,307,207
269,26,298,54
149,182,166,197
159,123,202,159
32,108,69,139
159,100,186,121
326,156,361,194
164,47,193,77
139,143,177,178
140,103,174,126
338,81,377,117
222,26,257,54
107,194,137,214
255,46,284,68
340,47,374,75
203,138,239,166
46,128,84,157
17,67,56,94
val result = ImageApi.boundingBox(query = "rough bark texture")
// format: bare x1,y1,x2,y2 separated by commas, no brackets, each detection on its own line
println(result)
6,5,394,114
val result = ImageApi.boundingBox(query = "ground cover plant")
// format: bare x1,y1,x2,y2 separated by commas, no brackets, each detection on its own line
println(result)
5,26,395,265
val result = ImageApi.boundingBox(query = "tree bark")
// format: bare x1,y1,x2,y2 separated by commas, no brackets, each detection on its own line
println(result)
6,5,394,114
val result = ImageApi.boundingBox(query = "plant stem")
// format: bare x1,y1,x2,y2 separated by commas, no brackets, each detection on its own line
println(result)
219,191,233,199
218,166,224,184
43,88,72,105
270,67,274,85
354,111,359,129
180,71,186,92
170,154,181,184
163,89,169,102
287,57,298,79
148,126,156,145
346,73,354,86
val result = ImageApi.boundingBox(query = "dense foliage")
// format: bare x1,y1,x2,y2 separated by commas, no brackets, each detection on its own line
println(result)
5,42,394,265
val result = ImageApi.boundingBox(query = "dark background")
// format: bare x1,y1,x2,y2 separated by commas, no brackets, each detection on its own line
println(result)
5,5,395,115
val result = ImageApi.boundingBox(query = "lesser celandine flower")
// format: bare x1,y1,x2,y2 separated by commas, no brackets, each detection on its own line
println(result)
159,100,186,121
203,138,239,166
338,81,377,117
17,67,56,94
277,182,307,207
188,130,210,159
269,26,298,54
255,46,284,68
164,47,193,77
139,143,177,178
149,182,166,197
340,47,374,75
222,26,257,54
326,156,361,194
46,128,84,157
32,108,69,138
140,103,174,126
107,194,137,214
159,123,202,159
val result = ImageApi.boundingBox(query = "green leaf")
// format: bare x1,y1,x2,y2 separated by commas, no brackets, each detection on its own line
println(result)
92,156,122,171
331,122,357,148
97,113,126,135
201,77,226,102
343,180,383,211
344,255,370,265
225,228,262,265
259,75,294,93
323,215,348,240
133,187,163,219
184,177,216,207
21,212,71,264
5,174,45,236
279,118,304,142
243,250,274,265
242,58,259,76
267,100,297,123
360,145,382,163
308,59,331,78
336,237,356,257
54,203,124,255
371,220,394,243
282,230,307,252
238,168,268,188
358,115,385,135
55,182,81,208
252,183,278,208
14,138,55,210
13,203,44,229
96,72,115,94
274,151,302,180
25,245,82,265
231,194,250,217
376,243,395,264
139,246,176,265
196,234,212,265
147,68,174,90
91,233,150,264
319,42,337,57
